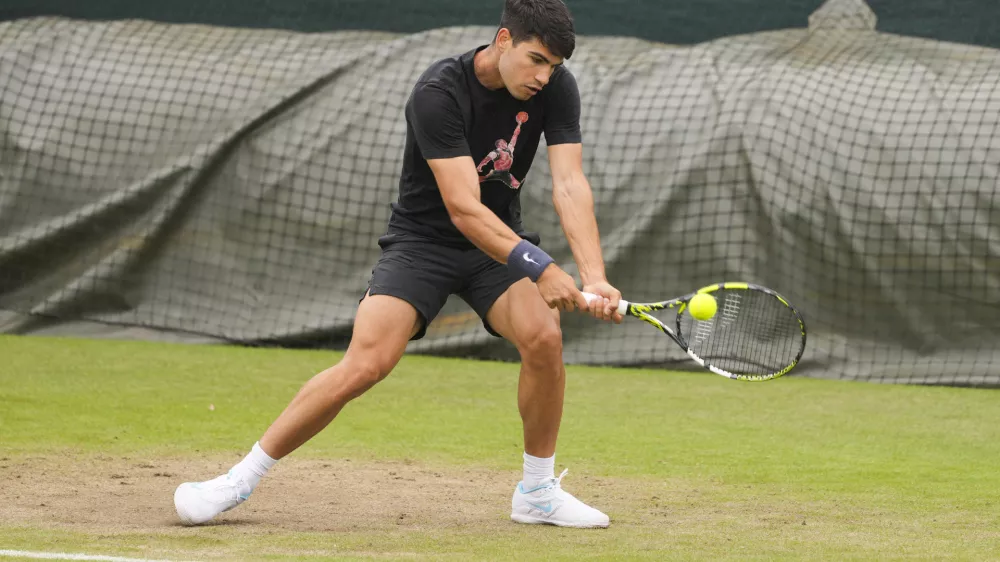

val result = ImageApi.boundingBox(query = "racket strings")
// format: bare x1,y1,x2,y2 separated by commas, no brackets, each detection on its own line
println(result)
681,289,802,375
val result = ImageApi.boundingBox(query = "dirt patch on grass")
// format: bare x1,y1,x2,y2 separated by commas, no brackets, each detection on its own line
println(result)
6,455,930,560
0,454,635,534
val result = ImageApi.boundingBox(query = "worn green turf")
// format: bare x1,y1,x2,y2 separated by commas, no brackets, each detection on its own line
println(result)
1,334,998,560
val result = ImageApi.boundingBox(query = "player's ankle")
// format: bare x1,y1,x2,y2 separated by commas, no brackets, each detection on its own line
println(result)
522,451,555,489
231,441,278,490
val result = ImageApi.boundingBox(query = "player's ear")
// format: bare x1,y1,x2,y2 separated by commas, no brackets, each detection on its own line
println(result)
496,28,511,52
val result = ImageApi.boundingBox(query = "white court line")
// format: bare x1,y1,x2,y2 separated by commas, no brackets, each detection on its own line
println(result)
0,550,195,562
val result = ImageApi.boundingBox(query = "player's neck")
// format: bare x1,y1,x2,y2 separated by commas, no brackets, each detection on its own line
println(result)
473,44,505,91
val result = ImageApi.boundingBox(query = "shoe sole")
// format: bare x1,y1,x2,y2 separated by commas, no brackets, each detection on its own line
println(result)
510,512,610,528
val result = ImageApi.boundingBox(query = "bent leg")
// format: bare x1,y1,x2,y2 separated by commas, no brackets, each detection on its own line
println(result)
487,279,610,528
485,278,564,458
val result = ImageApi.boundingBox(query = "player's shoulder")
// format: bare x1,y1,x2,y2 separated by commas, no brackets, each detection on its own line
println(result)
412,48,474,94
551,63,576,82
542,64,578,98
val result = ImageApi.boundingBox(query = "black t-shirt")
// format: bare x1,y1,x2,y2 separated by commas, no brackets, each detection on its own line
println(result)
382,44,583,248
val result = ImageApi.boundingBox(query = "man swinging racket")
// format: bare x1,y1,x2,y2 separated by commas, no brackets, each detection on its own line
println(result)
174,0,623,529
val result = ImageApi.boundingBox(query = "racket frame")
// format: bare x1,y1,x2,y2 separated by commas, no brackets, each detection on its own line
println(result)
588,282,806,381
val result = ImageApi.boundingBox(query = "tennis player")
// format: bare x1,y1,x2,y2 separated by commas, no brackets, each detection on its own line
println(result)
174,0,622,529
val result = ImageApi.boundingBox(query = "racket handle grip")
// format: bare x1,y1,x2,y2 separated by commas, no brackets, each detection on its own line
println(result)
582,292,629,316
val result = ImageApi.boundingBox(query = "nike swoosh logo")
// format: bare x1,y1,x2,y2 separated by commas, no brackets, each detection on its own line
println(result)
523,252,539,265
527,500,553,513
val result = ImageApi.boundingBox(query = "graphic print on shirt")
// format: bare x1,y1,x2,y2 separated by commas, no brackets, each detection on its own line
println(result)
476,111,528,190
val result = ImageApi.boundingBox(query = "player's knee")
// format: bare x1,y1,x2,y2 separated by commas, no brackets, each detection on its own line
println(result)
342,353,393,394
519,321,563,365
359,358,393,387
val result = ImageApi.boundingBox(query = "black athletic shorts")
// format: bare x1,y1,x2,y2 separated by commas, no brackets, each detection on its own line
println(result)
363,232,541,340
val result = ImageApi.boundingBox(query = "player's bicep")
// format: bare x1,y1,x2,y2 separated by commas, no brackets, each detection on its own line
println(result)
548,142,585,194
427,156,481,218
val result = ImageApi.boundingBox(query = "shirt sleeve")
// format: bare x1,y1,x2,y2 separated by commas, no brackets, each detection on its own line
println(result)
405,83,470,159
543,68,583,146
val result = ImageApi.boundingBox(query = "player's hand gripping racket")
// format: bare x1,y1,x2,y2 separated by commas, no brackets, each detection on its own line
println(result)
583,283,806,381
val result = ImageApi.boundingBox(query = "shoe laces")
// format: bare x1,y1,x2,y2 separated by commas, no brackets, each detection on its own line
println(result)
553,468,569,488
225,470,251,500
541,468,570,492
521,468,571,496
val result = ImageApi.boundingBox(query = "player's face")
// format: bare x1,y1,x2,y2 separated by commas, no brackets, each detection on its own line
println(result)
497,33,564,101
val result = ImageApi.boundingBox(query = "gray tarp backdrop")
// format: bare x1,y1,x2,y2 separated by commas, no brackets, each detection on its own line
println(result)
5,0,999,51
2,0,999,385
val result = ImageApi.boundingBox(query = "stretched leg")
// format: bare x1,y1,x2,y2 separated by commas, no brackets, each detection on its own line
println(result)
173,293,420,525
259,293,420,458
486,278,609,529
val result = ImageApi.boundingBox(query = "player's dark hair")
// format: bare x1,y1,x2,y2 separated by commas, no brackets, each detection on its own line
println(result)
498,0,576,60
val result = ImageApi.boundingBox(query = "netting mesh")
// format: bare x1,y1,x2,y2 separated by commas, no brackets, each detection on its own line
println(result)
2,0,999,385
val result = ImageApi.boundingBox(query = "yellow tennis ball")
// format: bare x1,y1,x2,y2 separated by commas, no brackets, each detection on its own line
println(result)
688,293,717,321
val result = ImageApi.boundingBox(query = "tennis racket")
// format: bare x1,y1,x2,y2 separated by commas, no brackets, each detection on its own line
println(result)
584,282,806,381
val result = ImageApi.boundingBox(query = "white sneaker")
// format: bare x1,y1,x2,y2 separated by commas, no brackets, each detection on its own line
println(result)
174,470,252,526
511,468,610,528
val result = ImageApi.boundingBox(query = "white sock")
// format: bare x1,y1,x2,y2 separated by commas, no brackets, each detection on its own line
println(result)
231,441,278,491
522,451,555,490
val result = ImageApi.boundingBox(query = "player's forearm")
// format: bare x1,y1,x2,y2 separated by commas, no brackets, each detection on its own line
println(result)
449,204,524,263
553,179,606,285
